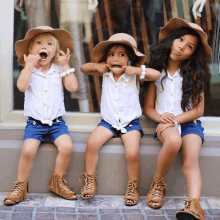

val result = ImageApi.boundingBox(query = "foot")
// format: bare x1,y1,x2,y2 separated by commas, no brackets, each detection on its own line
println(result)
124,178,139,206
80,172,97,200
49,172,77,200
176,198,205,220
4,179,29,205
146,176,166,209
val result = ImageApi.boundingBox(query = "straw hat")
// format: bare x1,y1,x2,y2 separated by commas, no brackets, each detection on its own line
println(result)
159,17,212,61
92,33,146,66
15,26,73,65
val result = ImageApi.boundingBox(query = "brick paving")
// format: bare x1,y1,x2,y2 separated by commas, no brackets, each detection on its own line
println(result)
0,193,219,220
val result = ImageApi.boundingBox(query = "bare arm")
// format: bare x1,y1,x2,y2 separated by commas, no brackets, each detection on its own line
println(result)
174,92,204,124
17,54,41,92
123,66,161,81
62,67,78,92
143,82,161,122
57,49,78,92
80,62,110,76
143,82,175,123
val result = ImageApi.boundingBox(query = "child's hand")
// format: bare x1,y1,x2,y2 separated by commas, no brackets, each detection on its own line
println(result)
24,54,41,67
123,66,141,76
156,123,174,135
94,63,111,74
57,48,71,69
158,112,175,124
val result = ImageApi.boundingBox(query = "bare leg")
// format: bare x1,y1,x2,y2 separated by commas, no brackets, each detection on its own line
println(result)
17,139,41,181
150,127,182,207
156,127,182,178
85,126,114,174
122,130,141,180
4,139,41,204
181,134,202,200
54,134,73,177
122,130,141,205
83,126,114,198
53,134,76,200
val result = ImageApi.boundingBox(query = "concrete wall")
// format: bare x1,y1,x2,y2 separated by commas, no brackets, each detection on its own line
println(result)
1,130,220,196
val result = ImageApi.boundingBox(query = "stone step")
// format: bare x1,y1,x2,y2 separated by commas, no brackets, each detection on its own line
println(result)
0,193,220,220
0,130,220,196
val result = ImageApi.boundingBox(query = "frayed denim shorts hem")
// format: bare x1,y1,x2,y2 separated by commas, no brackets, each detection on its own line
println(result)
98,118,144,137
154,120,204,143
24,116,69,142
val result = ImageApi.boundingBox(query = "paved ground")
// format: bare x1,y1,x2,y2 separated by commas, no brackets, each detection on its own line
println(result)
0,193,219,220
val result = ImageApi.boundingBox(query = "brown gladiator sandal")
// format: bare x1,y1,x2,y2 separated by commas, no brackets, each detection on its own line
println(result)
124,178,139,206
49,172,77,200
146,176,167,209
176,198,205,220
80,172,97,199
4,179,29,205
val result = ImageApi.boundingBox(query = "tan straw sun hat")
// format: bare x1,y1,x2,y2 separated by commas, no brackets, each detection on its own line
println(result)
15,26,73,65
159,17,212,61
92,33,146,66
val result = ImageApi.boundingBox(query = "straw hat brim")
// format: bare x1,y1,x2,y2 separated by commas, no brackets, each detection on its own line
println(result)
92,40,146,66
15,28,73,65
159,17,212,61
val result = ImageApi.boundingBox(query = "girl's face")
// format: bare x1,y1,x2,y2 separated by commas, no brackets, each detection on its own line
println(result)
29,34,57,66
170,34,198,63
106,45,129,75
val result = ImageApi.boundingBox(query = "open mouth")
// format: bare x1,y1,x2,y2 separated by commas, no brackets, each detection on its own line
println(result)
111,64,122,68
39,52,48,60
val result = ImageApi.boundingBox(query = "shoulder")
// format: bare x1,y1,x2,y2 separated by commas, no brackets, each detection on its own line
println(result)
155,70,164,84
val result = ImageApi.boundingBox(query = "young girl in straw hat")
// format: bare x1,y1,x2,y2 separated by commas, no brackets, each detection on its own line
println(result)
4,26,78,205
80,33,161,206
144,17,212,219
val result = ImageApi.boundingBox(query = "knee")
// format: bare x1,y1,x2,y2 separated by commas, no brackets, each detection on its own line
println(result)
182,157,199,173
21,148,36,160
164,136,182,153
86,139,100,153
126,151,139,164
59,142,73,156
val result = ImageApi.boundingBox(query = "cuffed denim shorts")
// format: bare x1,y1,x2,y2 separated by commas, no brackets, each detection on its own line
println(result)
24,116,69,142
154,119,204,143
98,118,144,137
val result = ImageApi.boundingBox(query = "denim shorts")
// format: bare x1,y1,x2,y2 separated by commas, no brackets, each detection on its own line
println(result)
98,118,144,137
154,120,204,143
24,116,69,142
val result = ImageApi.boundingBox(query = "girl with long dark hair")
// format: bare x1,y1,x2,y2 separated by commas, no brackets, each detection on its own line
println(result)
144,18,212,220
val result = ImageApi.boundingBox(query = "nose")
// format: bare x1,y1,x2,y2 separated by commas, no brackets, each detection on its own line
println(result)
41,42,47,49
113,54,118,61
178,42,186,50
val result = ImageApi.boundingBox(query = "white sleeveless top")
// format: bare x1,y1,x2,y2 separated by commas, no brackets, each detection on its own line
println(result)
155,69,184,134
24,63,66,126
101,71,142,132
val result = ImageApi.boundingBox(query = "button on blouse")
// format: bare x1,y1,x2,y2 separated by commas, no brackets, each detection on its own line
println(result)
24,63,66,126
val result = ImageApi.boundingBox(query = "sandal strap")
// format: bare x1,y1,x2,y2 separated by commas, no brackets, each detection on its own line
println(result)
184,198,205,218
146,176,166,208
124,178,139,204
4,179,29,204
80,172,97,197
49,172,76,199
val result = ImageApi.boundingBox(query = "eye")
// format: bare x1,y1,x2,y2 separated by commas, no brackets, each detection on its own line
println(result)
188,45,193,50
48,42,52,45
179,37,183,41
37,41,41,44
108,53,114,56
119,53,125,56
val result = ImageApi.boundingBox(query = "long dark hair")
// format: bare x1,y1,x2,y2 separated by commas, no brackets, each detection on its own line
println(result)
146,27,209,111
